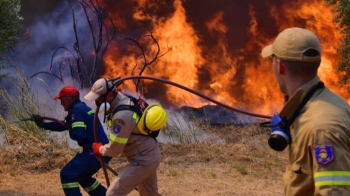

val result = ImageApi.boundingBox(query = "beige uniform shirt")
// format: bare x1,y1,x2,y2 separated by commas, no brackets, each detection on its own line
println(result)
99,92,161,165
280,76,350,195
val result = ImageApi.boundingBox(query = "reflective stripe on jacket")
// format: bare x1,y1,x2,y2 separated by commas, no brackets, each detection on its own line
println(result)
280,76,350,195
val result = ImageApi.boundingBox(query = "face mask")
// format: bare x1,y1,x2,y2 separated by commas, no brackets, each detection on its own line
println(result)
260,113,291,151
99,102,110,113
260,82,325,152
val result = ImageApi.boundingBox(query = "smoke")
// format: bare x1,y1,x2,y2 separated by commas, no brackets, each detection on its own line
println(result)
1,0,344,147
9,0,347,118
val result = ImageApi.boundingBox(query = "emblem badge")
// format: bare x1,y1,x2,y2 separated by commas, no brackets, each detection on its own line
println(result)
315,144,334,165
112,124,121,135
71,114,75,121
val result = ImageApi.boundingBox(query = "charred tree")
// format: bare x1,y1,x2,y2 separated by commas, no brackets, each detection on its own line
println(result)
121,28,169,94
29,0,169,93
30,0,115,88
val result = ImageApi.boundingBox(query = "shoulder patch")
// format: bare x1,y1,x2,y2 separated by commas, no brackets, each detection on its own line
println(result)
114,119,125,125
315,144,334,165
112,124,121,135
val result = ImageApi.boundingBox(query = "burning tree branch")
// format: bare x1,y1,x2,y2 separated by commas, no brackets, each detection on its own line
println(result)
122,28,169,93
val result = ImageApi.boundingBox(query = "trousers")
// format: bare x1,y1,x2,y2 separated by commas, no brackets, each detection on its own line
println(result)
60,152,111,196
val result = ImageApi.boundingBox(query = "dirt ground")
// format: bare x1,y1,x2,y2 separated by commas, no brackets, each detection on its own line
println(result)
0,162,284,196
0,126,287,196
0,143,286,196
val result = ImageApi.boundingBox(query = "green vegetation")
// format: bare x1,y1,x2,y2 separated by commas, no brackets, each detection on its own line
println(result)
235,164,248,175
0,0,22,83
0,0,22,53
326,0,350,83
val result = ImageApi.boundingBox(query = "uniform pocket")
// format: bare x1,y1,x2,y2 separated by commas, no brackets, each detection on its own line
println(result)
291,163,309,175
283,163,310,184
283,163,314,196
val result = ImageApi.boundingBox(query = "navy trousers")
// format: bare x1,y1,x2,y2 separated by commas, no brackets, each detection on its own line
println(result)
60,152,111,196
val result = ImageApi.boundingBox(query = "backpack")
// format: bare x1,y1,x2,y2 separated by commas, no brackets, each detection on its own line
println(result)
112,94,160,139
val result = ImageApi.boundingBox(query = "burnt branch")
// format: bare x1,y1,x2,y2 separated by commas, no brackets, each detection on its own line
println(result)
70,2,86,88
30,0,115,89
29,71,63,83
80,0,115,85
122,28,170,93
29,46,78,84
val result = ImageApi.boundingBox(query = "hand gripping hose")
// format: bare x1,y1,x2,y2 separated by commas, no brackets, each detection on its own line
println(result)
91,106,139,191
91,107,110,187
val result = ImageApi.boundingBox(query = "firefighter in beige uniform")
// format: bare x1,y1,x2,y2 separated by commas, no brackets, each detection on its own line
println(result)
84,78,167,196
261,27,350,195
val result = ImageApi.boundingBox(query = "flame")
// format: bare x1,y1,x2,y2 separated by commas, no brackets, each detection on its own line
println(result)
100,0,347,115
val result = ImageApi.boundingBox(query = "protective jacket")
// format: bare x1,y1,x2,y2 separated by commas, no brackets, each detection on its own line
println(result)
99,92,161,196
280,76,350,195
43,100,109,151
42,99,111,196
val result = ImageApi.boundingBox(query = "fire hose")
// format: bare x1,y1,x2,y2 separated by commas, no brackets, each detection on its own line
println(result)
4,117,119,179
92,75,273,186
110,75,273,119
91,75,273,188
16,116,140,190
11,76,273,189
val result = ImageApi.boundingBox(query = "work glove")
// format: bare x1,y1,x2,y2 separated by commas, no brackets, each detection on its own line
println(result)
92,142,103,155
32,114,44,128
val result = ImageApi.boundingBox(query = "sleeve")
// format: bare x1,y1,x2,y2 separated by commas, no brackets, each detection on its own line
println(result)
99,113,132,157
311,129,350,195
69,109,88,142
43,121,67,132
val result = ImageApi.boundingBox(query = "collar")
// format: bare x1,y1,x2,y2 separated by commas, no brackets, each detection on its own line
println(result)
280,76,321,119
68,99,81,112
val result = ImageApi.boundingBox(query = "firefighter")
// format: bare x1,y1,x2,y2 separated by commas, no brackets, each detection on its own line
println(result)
84,78,166,196
32,86,111,196
261,27,350,195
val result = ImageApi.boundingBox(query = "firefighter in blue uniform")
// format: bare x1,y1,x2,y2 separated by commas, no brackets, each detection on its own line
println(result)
32,86,111,196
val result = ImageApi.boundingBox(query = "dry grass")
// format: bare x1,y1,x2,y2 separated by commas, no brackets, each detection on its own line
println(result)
0,69,287,195
0,69,76,175
0,91,288,195
0,128,287,196
0,130,77,174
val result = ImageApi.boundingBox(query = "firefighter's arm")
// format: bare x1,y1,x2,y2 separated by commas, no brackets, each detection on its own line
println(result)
99,118,131,157
311,129,350,195
69,110,88,142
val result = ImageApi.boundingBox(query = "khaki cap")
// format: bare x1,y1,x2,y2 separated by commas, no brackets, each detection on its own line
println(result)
84,78,115,101
261,27,321,62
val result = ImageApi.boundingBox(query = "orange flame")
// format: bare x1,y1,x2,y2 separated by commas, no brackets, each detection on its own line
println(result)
100,0,348,115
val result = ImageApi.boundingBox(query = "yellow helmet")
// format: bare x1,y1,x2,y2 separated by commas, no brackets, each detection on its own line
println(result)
138,103,167,135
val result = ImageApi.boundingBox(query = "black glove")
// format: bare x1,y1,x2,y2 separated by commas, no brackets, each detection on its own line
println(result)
32,114,44,128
